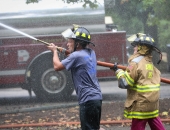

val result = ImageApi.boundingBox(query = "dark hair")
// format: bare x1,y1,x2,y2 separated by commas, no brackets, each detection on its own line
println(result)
75,39,88,49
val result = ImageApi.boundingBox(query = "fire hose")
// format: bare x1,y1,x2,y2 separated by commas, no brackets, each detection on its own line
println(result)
37,39,170,84
0,22,170,84
0,119,170,129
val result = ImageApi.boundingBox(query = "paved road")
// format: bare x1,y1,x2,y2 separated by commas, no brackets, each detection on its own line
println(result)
0,80,170,100
0,80,170,130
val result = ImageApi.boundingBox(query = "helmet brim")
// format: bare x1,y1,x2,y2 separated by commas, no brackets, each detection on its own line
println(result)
75,37,95,46
127,33,146,45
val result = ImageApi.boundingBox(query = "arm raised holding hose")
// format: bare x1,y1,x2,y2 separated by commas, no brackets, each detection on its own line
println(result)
47,43,65,71
37,39,70,55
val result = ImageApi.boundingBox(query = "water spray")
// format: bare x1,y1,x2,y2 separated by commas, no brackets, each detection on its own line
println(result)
0,22,170,84
0,22,70,55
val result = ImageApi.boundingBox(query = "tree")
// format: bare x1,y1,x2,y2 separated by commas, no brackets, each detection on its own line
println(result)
104,0,170,65
105,0,143,34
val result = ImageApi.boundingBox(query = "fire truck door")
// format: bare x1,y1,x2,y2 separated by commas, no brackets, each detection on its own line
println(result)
0,45,18,70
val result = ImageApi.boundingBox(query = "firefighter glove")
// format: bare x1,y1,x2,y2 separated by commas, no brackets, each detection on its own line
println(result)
110,63,118,71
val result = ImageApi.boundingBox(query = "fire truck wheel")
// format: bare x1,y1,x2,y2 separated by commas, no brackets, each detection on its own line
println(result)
31,61,74,101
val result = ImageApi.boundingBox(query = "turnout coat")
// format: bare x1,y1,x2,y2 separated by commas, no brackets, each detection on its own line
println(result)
115,53,161,119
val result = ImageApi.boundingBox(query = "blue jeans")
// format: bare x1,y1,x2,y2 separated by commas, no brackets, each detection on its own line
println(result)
80,100,102,130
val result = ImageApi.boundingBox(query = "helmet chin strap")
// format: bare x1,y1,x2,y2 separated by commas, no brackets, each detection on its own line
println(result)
155,48,162,64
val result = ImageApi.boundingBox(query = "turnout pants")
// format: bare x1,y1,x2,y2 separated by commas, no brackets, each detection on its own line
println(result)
131,117,166,130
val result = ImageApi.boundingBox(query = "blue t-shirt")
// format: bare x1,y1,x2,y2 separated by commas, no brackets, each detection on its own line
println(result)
61,48,102,104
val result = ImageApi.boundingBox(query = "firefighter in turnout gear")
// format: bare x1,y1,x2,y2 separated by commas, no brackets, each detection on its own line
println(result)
111,33,165,130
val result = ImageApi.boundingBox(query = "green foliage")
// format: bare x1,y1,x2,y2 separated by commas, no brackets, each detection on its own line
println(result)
143,0,170,50
109,13,143,34
26,0,39,4
106,0,144,34
106,0,170,50
142,0,156,9
158,20,170,51
142,0,170,26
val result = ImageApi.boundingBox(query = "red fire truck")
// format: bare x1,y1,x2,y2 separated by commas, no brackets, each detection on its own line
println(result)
0,0,127,100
